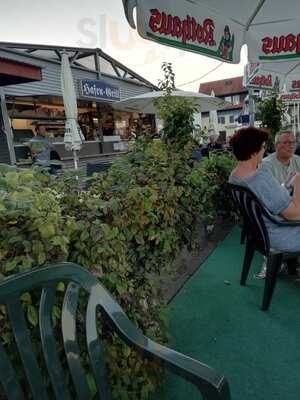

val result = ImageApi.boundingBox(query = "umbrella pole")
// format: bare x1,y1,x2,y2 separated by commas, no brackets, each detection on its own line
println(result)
73,149,78,170
249,89,255,126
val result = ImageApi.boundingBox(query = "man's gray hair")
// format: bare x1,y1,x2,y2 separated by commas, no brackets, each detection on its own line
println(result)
275,128,295,144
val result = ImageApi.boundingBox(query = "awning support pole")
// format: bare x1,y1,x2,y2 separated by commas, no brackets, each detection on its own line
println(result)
249,89,255,126
0,88,16,165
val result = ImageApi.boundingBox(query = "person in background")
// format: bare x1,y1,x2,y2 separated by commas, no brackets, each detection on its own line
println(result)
30,126,53,166
190,139,203,163
224,136,232,152
207,133,223,152
30,126,61,174
202,133,223,157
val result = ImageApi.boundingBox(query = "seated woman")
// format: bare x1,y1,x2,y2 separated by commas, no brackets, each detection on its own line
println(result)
229,127,300,253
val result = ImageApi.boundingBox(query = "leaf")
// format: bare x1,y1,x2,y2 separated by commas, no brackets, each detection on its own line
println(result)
116,283,127,296
123,346,131,358
27,305,38,327
4,260,17,272
52,305,61,324
86,373,97,397
20,292,32,304
37,252,46,265
56,282,65,292
39,224,55,239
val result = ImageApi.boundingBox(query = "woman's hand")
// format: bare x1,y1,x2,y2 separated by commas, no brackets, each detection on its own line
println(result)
282,174,300,220
289,173,300,188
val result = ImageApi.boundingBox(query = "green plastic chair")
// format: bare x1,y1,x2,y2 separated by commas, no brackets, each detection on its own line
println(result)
0,263,230,400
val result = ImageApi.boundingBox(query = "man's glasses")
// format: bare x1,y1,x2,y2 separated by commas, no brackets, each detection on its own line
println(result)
278,141,296,145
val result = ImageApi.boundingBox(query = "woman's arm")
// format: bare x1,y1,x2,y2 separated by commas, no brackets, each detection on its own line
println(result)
281,174,300,220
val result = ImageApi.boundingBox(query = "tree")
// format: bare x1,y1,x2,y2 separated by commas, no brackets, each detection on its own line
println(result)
256,93,284,152
155,63,198,148
157,62,176,91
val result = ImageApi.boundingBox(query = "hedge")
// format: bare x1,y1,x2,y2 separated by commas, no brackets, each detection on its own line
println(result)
0,140,235,399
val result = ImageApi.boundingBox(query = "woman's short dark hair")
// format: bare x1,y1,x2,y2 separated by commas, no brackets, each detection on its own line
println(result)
229,127,268,161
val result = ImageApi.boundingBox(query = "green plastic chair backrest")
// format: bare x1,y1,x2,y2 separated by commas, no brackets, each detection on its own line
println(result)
0,263,231,400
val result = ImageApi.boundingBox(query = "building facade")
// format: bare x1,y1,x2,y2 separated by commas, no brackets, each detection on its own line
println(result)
199,76,248,141
0,44,157,167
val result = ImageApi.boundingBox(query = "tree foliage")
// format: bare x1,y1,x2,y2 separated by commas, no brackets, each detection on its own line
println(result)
256,93,284,152
155,63,198,148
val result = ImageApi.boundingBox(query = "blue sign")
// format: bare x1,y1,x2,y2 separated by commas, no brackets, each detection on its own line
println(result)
80,80,120,101
237,115,249,124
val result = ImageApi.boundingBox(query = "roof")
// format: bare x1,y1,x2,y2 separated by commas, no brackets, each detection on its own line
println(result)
221,102,245,111
199,76,247,97
0,57,42,86
0,42,157,90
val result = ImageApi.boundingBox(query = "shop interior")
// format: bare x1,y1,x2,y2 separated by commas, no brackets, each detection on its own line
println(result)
6,95,155,161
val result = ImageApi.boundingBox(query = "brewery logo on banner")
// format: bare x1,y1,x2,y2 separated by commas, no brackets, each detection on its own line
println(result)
245,64,281,90
279,92,300,102
248,74,279,89
136,0,242,62
260,32,300,61
291,80,300,90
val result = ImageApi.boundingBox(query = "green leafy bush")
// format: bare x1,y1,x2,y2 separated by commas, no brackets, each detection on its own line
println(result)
0,140,235,399
186,152,236,223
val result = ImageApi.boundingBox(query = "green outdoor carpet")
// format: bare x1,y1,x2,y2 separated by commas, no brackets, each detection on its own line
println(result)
157,228,300,400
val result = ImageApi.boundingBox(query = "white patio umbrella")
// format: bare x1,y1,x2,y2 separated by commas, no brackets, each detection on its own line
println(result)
244,61,300,131
113,90,229,114
61,52,85,169
208,90,219,134
122,0,300,64
245,61,300,92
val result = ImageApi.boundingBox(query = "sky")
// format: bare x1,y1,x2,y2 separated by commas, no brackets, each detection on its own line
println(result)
0,0,247,91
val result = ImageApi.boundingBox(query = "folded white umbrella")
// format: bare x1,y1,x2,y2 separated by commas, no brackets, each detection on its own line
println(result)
113,90,229,114
209,90,219,134
61,52,85,169
122,0,300,64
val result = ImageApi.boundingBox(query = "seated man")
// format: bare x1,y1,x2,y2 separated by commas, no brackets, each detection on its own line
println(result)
259,128,300,277
262,129,300,190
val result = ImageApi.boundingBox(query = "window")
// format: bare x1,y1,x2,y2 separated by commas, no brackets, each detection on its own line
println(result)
229,115,235,124
224,96,232,103
218,116,225,124
232,95,240,104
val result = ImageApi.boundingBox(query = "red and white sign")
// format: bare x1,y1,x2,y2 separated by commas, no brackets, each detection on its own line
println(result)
291,80,300,90
135,0,243,63
244,63,281,90
279,92,300,102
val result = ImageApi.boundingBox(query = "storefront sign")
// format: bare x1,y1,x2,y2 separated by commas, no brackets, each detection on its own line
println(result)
80,80,120,101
